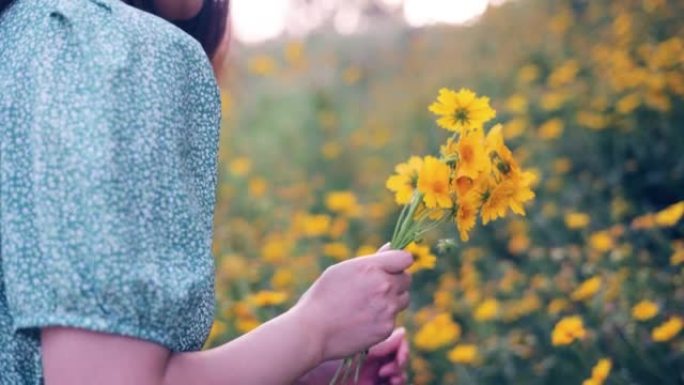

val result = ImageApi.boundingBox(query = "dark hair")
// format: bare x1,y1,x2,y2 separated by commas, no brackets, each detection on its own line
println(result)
0,0,229,59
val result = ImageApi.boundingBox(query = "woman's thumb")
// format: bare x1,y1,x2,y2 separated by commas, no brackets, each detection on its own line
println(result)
377,242,392,253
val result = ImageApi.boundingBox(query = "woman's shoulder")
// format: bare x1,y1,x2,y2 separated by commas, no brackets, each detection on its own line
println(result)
0,0,211,71
0,0,219,118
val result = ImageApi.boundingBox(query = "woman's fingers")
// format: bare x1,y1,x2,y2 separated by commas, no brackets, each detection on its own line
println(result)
391,272,411,294
370,250,413,274
397,337,410,367
368,327,405,358
390,373,407,385
379,361,400,377
395,291,410,312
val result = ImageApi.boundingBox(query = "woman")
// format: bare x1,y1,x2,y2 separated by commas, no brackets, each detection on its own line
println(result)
0,0,412,384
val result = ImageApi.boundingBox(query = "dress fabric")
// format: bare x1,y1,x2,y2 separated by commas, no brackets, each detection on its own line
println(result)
0,0,221,383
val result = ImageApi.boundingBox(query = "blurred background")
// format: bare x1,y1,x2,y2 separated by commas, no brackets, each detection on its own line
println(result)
209,0,684,384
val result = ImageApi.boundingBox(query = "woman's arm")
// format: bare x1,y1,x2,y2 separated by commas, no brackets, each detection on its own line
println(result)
42,250,412,385
42,308,320,385
162,308,323,385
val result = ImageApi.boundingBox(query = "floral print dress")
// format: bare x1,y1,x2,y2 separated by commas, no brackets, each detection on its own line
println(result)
0,0,221,383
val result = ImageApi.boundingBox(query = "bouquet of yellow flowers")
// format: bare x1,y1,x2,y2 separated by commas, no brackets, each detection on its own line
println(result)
331,87,536,385
386,87,536,248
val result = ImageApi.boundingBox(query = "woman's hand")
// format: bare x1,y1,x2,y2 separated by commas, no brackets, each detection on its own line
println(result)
291,249,413,361
359,327,410,385
297,327,410,385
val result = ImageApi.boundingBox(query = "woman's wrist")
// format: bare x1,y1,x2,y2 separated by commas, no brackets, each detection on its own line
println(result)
282,304,328,367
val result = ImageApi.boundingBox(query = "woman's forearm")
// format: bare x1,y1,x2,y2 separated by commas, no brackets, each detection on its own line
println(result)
163,307,325,385
42,250,411,385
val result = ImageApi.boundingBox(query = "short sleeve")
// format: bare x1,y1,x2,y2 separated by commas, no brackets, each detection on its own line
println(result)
0,0,221,352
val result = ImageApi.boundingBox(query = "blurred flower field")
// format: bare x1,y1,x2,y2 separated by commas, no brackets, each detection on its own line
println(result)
208,0,684,383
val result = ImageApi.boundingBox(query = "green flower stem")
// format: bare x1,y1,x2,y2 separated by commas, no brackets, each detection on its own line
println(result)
391,199,411,244
339,356,354,384
329,357,346,385
614,325,677,385
353,351,367,383
391,192,424,249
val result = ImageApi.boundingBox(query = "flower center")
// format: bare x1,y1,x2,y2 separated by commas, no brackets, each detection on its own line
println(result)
432,181,447,194
454,108,469,123
461,145,474,162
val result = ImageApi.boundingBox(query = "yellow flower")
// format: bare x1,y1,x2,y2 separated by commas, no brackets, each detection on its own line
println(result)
547,59,580,88
356,244,377,257
405,242,437,273
248,54,278,76
323,242,351,261
271,268,295,290
592,359,612,382
217,254,249,281
248,290,289,307
552,316,586,346
652,317,683,342
325,191,362,217
434,290,454,310
448,344,479,365
260,234,292,263
565,212,591,229
583,358,612,385
283,40,305,65
236,317,261,333
455,191,480,241
571,276,602,302
220,91,233,116
671,249,684,265
550,161,571,177
204,320,227,347
503,117,527,139
517,64,540,84
480,172,535,224
505,94,528,114
547,298,570,315
386,156,423,205
479,125,536,224
328,217,348,239
485,124,511,165
414,313,461,351
655,201,684,227
229,157,252,176
417,156,453,209
577,111,608,130
456,129,489,179
632,300,659,321
617,93,641,114
248,177,268,198
295,213,331,237
538,118,565,140
474,298,499,321
321,141,342,159
428,88,496,133
480,181,511,224
541,91,568,111
440,137,459,160
589,231,615,253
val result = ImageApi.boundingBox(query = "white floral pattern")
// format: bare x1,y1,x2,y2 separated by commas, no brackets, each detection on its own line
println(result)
0,0,221,383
